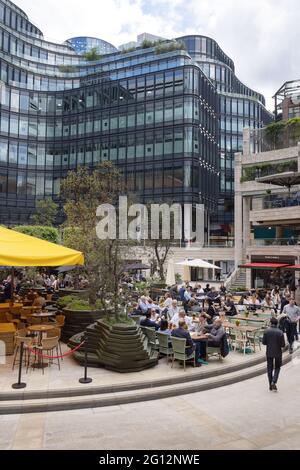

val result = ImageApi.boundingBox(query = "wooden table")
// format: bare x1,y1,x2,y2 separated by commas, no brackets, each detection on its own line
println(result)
31,312,56,319
191,333,208,341
0,323,16,355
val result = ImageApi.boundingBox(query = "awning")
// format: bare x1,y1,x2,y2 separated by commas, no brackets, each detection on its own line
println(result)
0,226,84,267
176,259,221,269
239,263,290,269
285,265,300,270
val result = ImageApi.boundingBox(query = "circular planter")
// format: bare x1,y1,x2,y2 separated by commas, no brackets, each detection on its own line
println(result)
58,289,88,299
61,307,105,343
71,319,158,373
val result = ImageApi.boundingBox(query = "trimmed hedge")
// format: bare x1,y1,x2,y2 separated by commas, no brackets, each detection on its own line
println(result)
13,225,59,243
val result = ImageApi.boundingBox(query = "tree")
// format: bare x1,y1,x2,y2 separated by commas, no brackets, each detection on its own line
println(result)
31,198,58,226
146,239,172,283
61,162,132,316
83,47,102,61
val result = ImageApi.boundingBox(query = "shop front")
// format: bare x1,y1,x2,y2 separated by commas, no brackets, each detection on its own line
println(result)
240,255,297,289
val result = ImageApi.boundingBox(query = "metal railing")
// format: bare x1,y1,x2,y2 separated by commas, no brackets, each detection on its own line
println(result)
250,127,300,153
251,238,300,247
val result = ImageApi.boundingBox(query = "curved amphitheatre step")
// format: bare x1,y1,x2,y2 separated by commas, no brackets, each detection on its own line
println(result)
0,351,292,414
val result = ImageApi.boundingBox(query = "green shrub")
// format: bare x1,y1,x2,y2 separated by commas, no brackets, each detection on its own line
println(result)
102,315,134,326
57,295,79,308
13,226,59,243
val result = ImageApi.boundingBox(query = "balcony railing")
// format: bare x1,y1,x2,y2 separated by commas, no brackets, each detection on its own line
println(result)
262,192,300,209
251,238,300,247
250,122,300,153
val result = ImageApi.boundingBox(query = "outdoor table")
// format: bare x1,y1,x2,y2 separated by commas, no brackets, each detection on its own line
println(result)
191,333,208,341
0,323,16,355
222,322,261,334
233,315,268,324
31,312,56,323
27,324,55,368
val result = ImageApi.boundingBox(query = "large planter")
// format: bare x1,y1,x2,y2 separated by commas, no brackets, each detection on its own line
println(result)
58,289,88,299
61,307,104,342
70,319,158,373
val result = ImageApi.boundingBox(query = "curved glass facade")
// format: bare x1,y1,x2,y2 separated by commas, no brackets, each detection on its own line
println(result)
0,1,219,232
65,37,118,55
178,35,273,239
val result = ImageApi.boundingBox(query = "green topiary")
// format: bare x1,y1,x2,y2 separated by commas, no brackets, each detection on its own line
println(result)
13,225,59,243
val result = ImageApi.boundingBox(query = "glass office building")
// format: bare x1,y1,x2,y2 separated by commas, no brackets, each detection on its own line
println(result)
65,37,118,55
0,0,219,236
178,36,273,241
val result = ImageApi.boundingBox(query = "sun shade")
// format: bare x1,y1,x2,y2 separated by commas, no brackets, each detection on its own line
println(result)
0,226,84,267
239,263,290,269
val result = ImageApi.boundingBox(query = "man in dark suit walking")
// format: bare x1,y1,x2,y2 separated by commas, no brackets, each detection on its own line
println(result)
262,317,285,391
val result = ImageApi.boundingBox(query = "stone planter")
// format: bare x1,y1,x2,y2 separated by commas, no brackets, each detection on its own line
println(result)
70,319,158,373
58,289,88,299
61,307,104,343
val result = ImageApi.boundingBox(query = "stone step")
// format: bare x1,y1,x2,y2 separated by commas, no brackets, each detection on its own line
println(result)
0,351,292,414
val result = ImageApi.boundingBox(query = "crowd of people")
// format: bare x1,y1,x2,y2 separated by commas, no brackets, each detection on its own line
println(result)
129,280,300,367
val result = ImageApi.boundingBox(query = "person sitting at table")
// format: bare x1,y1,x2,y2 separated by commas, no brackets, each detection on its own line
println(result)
195,283,204,295
149,307,160,322
171,309,193,331
198,318,226,362
138,296,149,314
249,293,261,311
204,284,211,294
219,282,227,296
171,319,201,366
188,298,202,314
163,292,173,309
158,318,172,335
140,310,160,330
263,294,275,309
194,313,209,335
205,300,218,323
147,298,160,313
207,287,221,305
32,292,46,309
223,295,237,316
168,299,180,321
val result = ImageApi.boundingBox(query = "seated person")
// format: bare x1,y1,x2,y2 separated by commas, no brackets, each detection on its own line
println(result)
198,318,225,361
138,296,149,314
223,295,237,316
204,284,211,294
149,307,160,322
147,298,160,313
219,282,227,295
207,287,221,305
262,294,274,309
194,313,208,335
32,292,46,309
171,319,201,366
128,302,141,316
140,310,160,330
168,299,180,321
158,318,172,335
171,309,193,331
163,293,173,309
205,300,218,322
188,299,202,313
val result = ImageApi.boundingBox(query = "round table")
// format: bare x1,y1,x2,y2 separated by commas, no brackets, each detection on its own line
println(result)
31,312,56,322
27,324,56,368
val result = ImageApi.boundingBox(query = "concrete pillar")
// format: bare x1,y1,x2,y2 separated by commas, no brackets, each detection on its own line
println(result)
242,197,251,252
276,226,284,240
234,153,243,267
243,128,251,155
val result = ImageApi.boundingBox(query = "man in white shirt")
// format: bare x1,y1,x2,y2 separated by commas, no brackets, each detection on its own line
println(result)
168,300,179,321
171,310,193,331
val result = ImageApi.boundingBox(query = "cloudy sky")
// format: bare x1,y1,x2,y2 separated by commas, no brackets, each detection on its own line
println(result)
16,0,300,111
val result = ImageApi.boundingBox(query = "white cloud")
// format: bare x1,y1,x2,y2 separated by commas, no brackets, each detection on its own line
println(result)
15,0,300,111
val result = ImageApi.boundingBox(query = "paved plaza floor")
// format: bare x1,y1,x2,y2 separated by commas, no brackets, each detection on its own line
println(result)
0,342,265,393
1,353,300,450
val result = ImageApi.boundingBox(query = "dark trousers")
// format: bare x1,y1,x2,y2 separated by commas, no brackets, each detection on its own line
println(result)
287,322,298,347
267,356,282,385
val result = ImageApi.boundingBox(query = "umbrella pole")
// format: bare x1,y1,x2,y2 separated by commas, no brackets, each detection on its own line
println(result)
11,267,15,303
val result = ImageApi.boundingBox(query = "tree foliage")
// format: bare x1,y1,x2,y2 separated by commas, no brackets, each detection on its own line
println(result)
31,198,58,226
13,225,59,243
61,162,132,315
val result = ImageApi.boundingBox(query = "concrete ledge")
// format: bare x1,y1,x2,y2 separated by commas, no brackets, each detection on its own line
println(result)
0,351,292,414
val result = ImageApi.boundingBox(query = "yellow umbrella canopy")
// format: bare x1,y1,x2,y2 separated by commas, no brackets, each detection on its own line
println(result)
0,226,84,267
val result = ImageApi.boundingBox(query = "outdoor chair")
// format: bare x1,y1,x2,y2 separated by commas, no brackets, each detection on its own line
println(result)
141,327,159,351
12,329,33,372
46,327,63,359
170,336,195,371
206,345,222,360
34,336,60,374
246,329,262,353
232,329,249,354
156,332,173,362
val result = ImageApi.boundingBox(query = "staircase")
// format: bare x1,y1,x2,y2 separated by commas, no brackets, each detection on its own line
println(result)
226,268,247,292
